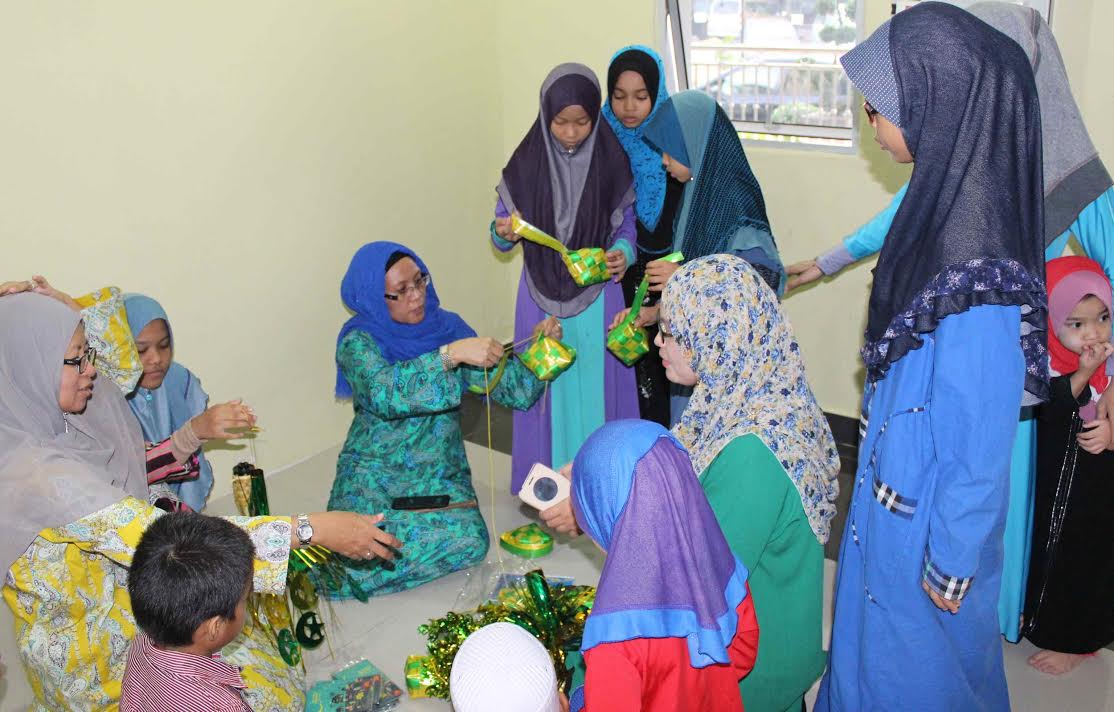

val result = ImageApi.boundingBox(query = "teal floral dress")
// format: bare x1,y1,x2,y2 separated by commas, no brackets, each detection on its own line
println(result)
327,330,545,597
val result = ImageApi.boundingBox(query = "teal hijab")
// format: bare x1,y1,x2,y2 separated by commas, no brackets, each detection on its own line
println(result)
643,90,785,295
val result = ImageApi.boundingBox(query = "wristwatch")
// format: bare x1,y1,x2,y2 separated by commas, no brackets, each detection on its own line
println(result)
295,514,313,546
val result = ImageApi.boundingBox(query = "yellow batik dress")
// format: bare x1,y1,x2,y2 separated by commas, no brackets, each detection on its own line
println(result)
2,496,305,711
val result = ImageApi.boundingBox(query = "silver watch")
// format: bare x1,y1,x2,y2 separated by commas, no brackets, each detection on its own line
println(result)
295,513,313,545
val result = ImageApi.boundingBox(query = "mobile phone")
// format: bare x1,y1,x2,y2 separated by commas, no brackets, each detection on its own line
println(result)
390,495,450,511
519,463,571,511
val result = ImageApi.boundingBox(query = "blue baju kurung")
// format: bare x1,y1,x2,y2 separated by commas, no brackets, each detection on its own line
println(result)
817,305,1024,711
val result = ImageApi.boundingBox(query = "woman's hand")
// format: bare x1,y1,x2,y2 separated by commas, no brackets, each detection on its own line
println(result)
448,337,504,368
539,463,581,536
786,260,824,292
922,579,961,614
533,316,563,341
0,280,34,297
191,400,256,440
1078,419,1111,455
645,259,681,292
606,250,628,282
30,275,80,311
299,511,402,561
494,212,522,243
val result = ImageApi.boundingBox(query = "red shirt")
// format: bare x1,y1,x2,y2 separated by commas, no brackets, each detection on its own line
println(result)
120,634,250,712
582,593,760,711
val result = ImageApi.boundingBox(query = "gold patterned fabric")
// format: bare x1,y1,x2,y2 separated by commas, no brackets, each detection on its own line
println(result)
2,497,303,711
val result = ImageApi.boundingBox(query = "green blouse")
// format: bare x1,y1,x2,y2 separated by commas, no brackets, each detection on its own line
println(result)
702,434,827,712
326,330,544,596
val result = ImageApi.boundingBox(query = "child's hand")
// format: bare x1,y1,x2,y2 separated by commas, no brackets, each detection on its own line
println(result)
922,579,961,614
191,400,256,440
1078,342,1114,374
605,250,628,282
1078,418,1111,455
786,259,824,291
645,259,681,292
609,308,631,331
494,212,522,242
533,315,562,341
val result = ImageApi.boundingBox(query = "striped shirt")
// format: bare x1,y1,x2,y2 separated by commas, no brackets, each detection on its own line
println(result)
120,634,250,712
145,437,200,486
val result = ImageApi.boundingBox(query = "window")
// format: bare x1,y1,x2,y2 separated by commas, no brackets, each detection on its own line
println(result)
666,0,863,147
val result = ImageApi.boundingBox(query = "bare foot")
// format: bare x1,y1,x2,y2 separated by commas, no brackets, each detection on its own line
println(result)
1028,649,1090,675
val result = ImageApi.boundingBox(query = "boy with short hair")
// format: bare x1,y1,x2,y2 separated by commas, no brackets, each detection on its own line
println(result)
121,512,256,712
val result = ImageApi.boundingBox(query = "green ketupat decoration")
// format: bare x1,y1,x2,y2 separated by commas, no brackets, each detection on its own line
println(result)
607,252,684,366
518,333,576,381
511,214,609,287
407,570,595,699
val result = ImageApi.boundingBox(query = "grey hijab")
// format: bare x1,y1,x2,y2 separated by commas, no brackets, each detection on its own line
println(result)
497,63,635,317
969,2,1110,244
0,293,148,575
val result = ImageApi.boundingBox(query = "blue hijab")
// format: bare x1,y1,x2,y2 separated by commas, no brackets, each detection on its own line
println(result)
602,45,670,232
123,294,213,512
336,242,475,397
642,90,785,295
571,419,750,668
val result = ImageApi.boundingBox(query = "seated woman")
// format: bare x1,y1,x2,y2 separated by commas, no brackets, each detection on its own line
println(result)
0,291,399,711
125,293,255,512
568,419,759,712
492,62,638,494
660,255,840,712
328,242,554,597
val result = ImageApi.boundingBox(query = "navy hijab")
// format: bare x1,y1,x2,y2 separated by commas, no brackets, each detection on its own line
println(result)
843,2,1048,402
335,242,474,398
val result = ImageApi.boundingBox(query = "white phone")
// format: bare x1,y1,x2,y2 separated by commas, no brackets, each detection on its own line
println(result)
519,463,571,511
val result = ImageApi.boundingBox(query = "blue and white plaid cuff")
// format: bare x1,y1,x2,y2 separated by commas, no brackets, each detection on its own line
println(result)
923,554,973,602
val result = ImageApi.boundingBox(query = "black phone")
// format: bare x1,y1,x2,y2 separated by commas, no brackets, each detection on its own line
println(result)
390,495,450,511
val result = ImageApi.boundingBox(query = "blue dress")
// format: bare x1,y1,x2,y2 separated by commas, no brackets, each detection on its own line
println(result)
837,185,1114,642
817,305,1023,711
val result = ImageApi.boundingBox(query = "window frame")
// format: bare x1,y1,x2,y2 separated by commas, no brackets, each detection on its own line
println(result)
663,0,865,153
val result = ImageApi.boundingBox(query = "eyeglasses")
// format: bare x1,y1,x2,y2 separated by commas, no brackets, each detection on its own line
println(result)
63,346,97,373
658,324,674,340
862,101,879,124
384,273,430,302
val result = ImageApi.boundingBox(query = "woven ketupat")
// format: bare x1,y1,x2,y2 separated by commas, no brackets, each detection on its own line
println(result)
519,334,576,381
607,321,650,366
561,247,609,287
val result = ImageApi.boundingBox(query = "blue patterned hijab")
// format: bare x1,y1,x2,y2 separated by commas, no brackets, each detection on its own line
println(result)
642,90,785,295
602,45,670,232
336,242,474,397
571,419,750,668
123,294,213,511
843,2,1047,402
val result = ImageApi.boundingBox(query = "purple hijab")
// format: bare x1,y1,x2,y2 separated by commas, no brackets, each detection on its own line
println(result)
571,419,750,668
497,63,634,318
335,242,474,397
